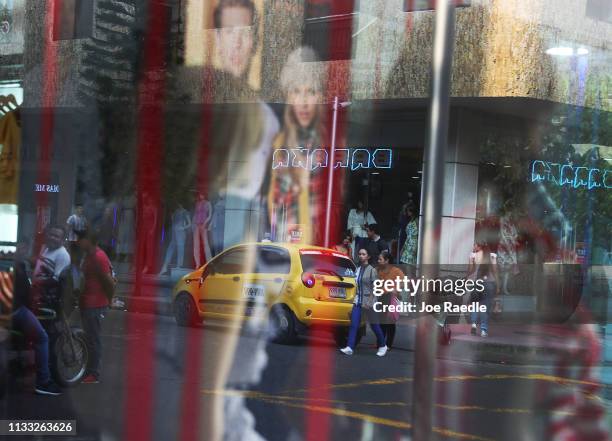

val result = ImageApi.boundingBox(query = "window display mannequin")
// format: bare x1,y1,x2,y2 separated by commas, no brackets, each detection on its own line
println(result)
159,203,191,275
139,193,158,274
192,193,212,268
399,203,419,267
397,192,416,253
116,195,136,264
95,203,117,260
498,212,520,295
210,193,225,256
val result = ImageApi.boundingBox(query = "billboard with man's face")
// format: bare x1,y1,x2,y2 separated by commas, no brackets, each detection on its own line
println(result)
184,0,264,91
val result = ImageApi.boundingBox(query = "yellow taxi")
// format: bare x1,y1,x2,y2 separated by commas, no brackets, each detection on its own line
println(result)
171,243,364,345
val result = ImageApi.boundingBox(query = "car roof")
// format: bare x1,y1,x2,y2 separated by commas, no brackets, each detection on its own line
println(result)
221,242,346,254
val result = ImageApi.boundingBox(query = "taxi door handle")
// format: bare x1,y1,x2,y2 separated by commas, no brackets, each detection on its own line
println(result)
232,276,240,282
274,278,282,283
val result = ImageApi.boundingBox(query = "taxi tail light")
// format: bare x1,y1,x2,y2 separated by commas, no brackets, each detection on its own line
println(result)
301,272,316,288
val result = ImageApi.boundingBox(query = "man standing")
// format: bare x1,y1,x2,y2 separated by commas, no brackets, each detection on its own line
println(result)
77,230,114,384
33,225,72,284
66,204,88,243
364,224,389,266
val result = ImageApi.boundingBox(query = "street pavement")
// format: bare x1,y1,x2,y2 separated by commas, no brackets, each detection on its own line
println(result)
3,309,610,441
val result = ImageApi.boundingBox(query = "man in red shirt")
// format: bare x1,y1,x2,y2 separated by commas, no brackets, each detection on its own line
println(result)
77,230,114,384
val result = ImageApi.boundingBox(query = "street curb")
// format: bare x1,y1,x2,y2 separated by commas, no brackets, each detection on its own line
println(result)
113,294,173,316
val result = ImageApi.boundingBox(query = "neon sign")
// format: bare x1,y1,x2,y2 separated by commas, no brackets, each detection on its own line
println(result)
531,160,611,190
34,184,60,193
272,147,393,171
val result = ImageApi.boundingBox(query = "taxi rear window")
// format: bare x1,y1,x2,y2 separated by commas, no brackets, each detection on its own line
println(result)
299,253,356,277
257,246,291,274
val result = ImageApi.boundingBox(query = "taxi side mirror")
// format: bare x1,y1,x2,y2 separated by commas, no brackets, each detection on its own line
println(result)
199,265,216,287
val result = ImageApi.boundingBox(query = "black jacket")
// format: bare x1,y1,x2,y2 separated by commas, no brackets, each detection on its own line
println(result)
12,259,32,311
365,237,389,265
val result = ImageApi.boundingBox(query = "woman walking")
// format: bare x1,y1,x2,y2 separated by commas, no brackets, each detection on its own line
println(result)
376,250,404,349
467,240,500,337
340,248,388,356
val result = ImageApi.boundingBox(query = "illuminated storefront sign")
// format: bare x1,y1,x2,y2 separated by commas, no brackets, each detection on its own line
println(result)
34,184,60,193
272,147,393,171
531,160,611,190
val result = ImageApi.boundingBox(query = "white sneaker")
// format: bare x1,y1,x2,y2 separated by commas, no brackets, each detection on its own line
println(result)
340,347,353,355
471,324,478,335
481,330,488,337
376,345,388,357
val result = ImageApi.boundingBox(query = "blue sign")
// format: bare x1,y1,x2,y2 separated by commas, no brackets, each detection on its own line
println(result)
272,147,393,171
531,160,611,190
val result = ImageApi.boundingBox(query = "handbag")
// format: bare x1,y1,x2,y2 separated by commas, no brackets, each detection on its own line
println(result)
388,295,400,322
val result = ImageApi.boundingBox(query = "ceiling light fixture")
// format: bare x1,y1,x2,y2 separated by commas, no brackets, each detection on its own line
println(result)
546,46,589,57
546,47,574,56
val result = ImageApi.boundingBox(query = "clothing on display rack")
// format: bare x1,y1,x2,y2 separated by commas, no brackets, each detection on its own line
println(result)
0,94,21,205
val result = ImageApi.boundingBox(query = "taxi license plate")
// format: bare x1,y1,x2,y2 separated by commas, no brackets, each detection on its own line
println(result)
329,287,346,299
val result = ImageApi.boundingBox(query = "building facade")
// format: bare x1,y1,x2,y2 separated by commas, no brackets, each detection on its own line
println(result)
2,0,609,317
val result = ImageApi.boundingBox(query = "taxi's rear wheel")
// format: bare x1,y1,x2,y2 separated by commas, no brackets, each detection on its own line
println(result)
269,305,296,344
174,293,199,327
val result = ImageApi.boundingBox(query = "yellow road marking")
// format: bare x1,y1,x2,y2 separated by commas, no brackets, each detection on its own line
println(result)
202,389,495,441
283,373,601,394
203,389,576,417
200,372,602,438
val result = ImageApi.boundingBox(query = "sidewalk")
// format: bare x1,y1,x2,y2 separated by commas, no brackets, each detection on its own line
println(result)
390,321,563,365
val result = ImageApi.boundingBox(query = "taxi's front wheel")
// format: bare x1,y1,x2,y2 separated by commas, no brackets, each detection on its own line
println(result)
268,305,297,344
174,293,200,327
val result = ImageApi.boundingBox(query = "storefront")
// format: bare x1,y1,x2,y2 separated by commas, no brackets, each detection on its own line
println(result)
0,0,24,257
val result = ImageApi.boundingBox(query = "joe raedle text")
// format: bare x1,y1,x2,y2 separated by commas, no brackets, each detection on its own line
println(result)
373,301,487,314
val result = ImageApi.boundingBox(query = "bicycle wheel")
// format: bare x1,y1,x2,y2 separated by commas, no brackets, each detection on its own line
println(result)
52,329,88,386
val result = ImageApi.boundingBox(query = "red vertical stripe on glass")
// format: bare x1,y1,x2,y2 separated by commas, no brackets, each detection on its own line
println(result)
35,0,60,246
306,2,354,441
124,1,168,440
177,65,215,441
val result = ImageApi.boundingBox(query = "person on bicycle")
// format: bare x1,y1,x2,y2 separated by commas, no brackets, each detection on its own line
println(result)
13,226,70,395
77,229,114,384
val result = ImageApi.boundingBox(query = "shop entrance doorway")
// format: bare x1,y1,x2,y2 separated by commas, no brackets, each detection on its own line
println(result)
345,148,423,261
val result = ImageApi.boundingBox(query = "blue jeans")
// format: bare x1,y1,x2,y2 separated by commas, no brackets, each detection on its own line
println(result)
81,307,108,378
347,305,386,350
12,306,51,385
470,281,495,332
